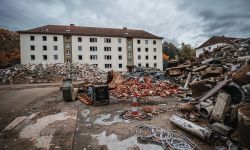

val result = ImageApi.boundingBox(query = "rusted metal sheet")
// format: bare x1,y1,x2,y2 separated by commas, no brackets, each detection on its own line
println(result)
170,115,214,143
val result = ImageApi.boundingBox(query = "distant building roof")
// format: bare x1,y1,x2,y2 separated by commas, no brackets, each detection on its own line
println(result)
196,36,238,49
19,24,163,39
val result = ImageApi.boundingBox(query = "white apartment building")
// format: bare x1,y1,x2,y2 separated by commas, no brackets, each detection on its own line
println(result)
19,24,163,71
195,36,237,57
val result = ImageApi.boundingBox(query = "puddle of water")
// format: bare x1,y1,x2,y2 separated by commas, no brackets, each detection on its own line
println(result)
93,131,162,150
19,112,75,149
93,113,129,125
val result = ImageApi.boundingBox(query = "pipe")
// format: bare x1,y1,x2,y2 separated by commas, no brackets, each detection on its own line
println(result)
179,72,191,91
170,115,214,143
200,105,214,118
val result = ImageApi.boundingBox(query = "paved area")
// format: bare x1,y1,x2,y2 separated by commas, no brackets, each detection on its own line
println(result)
0,84,214,150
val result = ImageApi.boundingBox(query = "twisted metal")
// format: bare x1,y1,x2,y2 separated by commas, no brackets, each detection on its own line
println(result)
135,124,200,150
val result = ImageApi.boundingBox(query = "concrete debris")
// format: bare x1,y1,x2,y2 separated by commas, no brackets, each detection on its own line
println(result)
212,122,233,136
3,116,27,131
210,92,231,123
0,63,107,84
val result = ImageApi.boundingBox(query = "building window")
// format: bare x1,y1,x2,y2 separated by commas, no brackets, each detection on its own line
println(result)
153,48,156,52
54,45,58,51
118,39,121,43
118,47,122,51
138,63,141,67
154,56,157,60
78,37,82,42
137,40,140,44
30,36,35,41
104,55,112,60
145,48,148,52
66,50,70,55
153,40,156,45
66,59,71,63
42,36,47,41
78,55,82,60
128,51,132,56
90,38,97,43
128,44,132,49
90,55,98,60
93,64,98,67
209,46,211,50
30,45,35,51
30,55,35,60
66,42,70,49
138,48,141,52
138,55,141,60
104,38,111,43
118,55,122,60
54,55,58,60
43,45,47,51
78,46,82,51
154,63,157,67
145,40,148,44
43,55,47,60
119,64,122,68
53,36,58,41
146,63,149,67
105,64,112,68
145,55,149,60
104,47,111,51
90,46,97,51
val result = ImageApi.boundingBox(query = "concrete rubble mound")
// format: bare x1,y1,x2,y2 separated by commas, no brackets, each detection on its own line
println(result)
166,38,250,149
0,63,107,84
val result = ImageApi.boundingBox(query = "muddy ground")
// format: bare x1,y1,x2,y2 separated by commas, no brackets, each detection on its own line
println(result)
0,84,215,150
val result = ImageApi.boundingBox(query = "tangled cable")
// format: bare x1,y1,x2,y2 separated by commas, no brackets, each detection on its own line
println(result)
135,124,200,150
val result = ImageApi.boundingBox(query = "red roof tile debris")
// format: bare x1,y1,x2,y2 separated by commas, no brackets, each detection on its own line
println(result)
196,36,239,49
19,25,163,39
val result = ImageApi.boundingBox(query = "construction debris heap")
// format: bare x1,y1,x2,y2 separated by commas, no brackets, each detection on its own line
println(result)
0,63,107,84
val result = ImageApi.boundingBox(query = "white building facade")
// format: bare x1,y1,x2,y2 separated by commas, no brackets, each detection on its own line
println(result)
195,43,230,57
195,36,237,57
19,25,163,71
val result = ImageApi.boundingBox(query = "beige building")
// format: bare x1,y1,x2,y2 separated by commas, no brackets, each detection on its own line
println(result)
19,24,163,71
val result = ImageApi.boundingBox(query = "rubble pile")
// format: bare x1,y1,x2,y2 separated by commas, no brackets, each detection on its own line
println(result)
166,38,250,149
110,77,179,99
202,38,250,64
0,63,107,84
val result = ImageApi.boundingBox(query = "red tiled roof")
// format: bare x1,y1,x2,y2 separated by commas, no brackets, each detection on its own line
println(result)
19,25,163,39
196,36,238,49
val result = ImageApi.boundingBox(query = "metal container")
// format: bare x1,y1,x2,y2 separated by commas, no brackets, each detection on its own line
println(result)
92,84,109,106
238,105,250,148
61,79,73,101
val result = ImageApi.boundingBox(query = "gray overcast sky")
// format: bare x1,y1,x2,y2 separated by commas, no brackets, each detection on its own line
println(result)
0,0,250,47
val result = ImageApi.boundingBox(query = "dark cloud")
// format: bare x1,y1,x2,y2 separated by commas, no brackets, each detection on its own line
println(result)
0,0,249,47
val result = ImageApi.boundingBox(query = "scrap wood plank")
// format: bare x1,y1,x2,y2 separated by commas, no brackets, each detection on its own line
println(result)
3,116,27,131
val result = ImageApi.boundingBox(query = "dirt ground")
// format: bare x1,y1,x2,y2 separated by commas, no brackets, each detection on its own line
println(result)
0,84,215,150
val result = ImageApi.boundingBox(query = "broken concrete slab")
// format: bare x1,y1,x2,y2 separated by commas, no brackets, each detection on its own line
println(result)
212,122,233,136
3,116,27,131
210,92,231,123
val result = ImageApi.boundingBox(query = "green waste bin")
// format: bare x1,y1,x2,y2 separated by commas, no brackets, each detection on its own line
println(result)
61,79,73,101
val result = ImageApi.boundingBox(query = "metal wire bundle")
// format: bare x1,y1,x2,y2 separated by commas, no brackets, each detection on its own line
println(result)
135,124,200,150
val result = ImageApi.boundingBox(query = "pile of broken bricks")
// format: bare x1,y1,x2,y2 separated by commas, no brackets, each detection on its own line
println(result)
109,76,179,99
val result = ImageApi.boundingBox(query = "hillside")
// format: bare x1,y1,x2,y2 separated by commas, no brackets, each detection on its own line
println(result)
0,28,20,68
